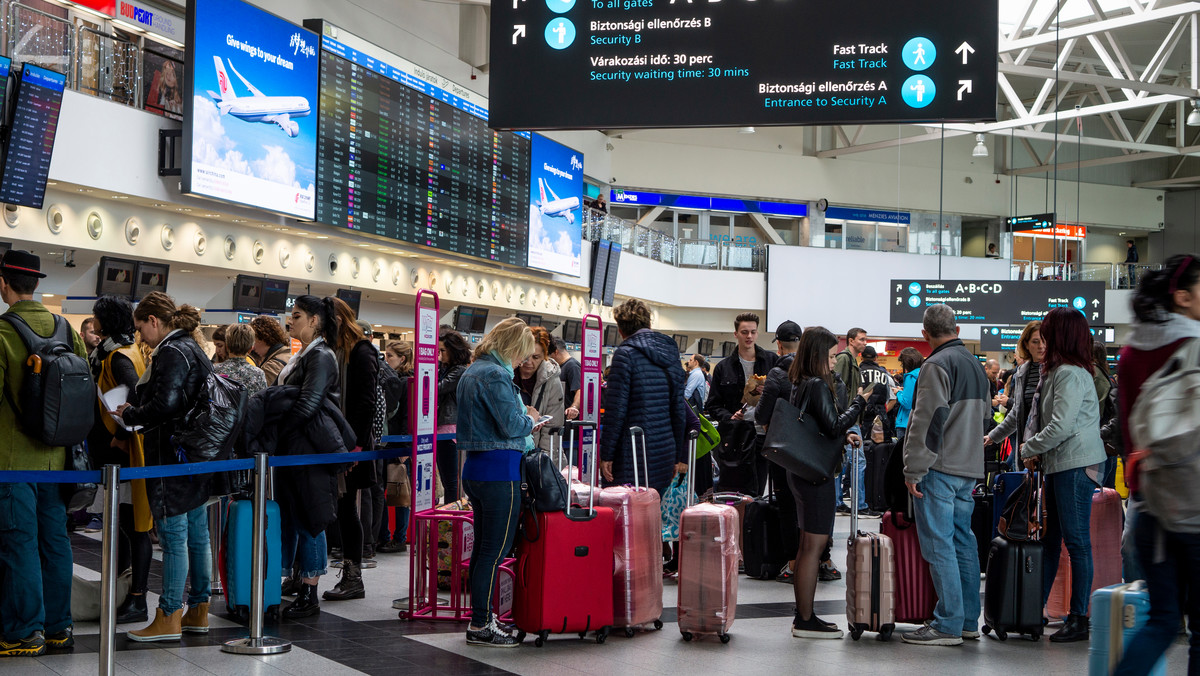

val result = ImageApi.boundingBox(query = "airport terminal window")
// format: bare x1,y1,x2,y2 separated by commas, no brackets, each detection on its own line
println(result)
878,224,908,252
844,221,876,251
824,221,843,249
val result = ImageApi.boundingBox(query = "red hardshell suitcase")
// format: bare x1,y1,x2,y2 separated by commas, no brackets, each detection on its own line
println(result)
514,421,617,646
678,431,739,643
1044,487,1123,620
845,446,897,641
593,426,664,633
881,510,936,625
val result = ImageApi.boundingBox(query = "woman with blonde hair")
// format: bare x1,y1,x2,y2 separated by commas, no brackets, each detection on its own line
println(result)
986,320,1045,468
513,325,565,452
456,317,541,647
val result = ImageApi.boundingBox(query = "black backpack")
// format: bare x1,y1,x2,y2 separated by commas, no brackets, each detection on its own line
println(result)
1,313,94,446
167,344,248,463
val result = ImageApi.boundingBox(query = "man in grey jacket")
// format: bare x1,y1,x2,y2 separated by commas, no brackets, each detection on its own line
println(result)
901,304,991,647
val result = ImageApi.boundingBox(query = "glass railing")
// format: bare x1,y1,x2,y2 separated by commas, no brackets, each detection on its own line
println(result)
583,207,767,271
1011,260,1161,289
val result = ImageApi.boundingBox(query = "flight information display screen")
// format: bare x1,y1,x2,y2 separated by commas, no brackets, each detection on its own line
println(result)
0,63,65,209
313,24,532,266
489,0,998,129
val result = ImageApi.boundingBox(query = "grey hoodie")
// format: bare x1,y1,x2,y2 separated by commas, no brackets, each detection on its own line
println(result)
903,338,991,483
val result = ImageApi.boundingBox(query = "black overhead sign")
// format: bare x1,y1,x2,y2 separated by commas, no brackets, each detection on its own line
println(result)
891,280,1106,325
487,0,999,130
1005,213,1055,230
979,325,1024,352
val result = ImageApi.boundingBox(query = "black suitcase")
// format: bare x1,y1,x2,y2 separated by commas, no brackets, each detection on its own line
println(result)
982,471,1044,642
742,494,787,579
971,488,993,572
864,442,892,513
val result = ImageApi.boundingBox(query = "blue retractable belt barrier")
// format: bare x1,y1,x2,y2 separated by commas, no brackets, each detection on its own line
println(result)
0,469,103,484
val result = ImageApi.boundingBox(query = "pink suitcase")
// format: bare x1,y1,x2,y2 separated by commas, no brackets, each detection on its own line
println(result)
594,426,664,633
677,431,738,643
1045,487,1123,620
881,510,936,625
845,447,897,641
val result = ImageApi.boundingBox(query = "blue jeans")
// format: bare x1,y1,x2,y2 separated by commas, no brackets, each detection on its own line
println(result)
282,516,328,579
1042,467,1095,616
156,505,211,615
462,478,521,628
838,443,868,511
0,483,72,640
1114,512,1200,675
912,469,981,635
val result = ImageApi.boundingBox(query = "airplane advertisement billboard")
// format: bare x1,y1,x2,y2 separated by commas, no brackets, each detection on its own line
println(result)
183,0,319,219
527,134,583,277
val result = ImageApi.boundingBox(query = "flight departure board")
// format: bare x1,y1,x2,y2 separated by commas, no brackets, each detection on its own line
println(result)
311,23,532,266
0,63,65,209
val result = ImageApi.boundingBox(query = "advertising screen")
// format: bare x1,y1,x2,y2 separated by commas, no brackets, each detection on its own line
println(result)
183,0,319,218
311,21,531,266
0,63,65,209
489,0,998,129
133,262,170,300
96,257,137,297
527,134,583,276
233,275,264,311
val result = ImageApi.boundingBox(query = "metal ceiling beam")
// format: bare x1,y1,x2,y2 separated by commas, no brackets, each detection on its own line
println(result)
1001,3,1200,52
1133,175,1200,187
1008,150,1172,176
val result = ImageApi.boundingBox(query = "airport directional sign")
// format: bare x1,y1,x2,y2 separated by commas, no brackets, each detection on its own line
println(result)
979,325,1024,352
890,280,1106,325
1005,212,1055,230
488,0,998,129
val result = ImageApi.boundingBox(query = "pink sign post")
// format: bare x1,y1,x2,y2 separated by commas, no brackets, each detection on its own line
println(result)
579,314,603,476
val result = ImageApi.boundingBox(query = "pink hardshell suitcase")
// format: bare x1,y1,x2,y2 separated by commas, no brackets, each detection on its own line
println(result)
845,445,897,641
677,431,739,643
593,426,664,633
1045,487,1123,620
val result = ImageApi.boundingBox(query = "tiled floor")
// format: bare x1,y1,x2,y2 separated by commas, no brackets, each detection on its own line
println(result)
0,514,1190,675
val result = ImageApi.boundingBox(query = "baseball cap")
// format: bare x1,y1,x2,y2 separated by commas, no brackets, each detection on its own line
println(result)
0,250,45,278
862,346,878,360
774,320,802,342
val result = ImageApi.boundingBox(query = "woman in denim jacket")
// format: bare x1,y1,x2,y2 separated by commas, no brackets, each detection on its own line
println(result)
1020,307,1106,643
455,317,541,647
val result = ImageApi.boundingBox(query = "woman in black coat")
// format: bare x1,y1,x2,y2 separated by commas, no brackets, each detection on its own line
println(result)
274,295,342,619
116,293,213,642
785,327,882,639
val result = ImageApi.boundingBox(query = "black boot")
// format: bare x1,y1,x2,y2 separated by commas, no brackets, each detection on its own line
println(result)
1049,613,1089,643
322,561,365,601
281,570,302,597
282,583,320,619
115,592,148,624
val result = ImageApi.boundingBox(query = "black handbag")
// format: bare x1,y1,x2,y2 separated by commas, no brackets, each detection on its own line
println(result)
520,449,569,512
62,442,98,513
760,382,843,485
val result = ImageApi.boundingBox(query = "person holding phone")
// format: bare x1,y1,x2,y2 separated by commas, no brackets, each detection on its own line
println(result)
455,318,539,647
513,326,565,453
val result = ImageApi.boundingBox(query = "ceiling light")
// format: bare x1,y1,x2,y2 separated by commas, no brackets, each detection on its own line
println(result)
232,219,246,223
42,294,54,298
972,134,989,158
153,203,167,207
1188,100,1200,126
738,126,755,134
179,269,194,273
111,195,128,199
315,235,329,239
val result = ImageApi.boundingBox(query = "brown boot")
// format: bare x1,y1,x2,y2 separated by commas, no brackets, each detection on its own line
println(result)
128,608,183,642
181,602,209,634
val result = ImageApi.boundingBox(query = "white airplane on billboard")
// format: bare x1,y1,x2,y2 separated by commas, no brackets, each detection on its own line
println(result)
207,56,310,137
537,178,580,225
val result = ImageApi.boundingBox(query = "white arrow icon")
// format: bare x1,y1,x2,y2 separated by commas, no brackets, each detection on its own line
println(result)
896,283,902,292
1092,299,1100,307
896,297,902,306
512,24,526,44
512,0,524,8
957,80,972,100
1092,312,1100,321
955,41,975,64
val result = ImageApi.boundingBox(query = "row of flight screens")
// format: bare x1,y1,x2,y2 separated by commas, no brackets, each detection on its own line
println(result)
181,0,588,278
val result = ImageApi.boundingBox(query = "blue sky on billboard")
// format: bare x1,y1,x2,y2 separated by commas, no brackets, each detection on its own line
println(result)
527,133,583,276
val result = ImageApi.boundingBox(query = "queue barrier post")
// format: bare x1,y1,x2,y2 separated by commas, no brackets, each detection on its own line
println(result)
99,464,120,676
222,453,291,655
208,500,224,596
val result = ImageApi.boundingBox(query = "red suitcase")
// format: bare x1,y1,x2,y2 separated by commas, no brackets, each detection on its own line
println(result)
1044,487,1123,620
593,426,663,634
514,421,616,646
881,510,936,625
677,431,739,643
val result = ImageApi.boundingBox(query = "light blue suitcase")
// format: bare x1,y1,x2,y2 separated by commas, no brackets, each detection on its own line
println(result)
1089,582,1167,676
224,498,282,620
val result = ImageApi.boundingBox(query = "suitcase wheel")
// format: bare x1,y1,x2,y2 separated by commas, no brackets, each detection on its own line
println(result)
878,625,894,642
719,633,731,644
1030,628,1042,641
535,631,549,647
849,626,863,641
981,625,991,637
624,627,636,638
681,631,694,642
995,628,1008,641
653,619,663,631
595,627,609,644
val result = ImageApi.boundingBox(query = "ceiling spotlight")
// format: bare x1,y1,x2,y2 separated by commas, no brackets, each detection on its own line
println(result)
738,126,756,134
1188,99,1200,126
972,134,989,158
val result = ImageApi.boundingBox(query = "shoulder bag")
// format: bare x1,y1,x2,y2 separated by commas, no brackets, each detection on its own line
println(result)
760,380,843,485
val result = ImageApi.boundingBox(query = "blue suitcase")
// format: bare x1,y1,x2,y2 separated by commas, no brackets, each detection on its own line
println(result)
1089,582,1167,676
224,499,282,620
992,471,1027,538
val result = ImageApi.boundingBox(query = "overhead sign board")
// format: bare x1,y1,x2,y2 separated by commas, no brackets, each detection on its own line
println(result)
890,280,1106,325
979,325,1024,352
488,0,999,129
1005,212,1055,230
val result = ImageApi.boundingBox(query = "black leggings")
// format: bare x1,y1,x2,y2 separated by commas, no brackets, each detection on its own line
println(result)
436,440,461,503
336,490,363,566
359,479,385,548
117,504,152,594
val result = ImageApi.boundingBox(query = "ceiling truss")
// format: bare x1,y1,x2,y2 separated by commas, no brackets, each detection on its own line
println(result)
816,0,1200,188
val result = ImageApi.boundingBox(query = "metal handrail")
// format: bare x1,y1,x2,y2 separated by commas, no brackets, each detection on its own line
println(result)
7,1,74,88
76,25,139,106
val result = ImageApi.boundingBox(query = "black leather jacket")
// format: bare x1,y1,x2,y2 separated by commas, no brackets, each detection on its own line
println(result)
704,345,778,424
790,376,871,441
282,340,340,424
437,363,466,426
123,330,212,520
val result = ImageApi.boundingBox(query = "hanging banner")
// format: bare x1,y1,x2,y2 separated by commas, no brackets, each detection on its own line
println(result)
411,290,439,514
579,314,603,477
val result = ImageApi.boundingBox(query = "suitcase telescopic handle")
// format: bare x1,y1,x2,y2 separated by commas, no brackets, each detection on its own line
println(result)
549,428,563,469
564,420,597,512
686,430,699,508
628,426,649,489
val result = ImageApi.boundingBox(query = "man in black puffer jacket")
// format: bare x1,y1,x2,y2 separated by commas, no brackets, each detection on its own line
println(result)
599,299,688,497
